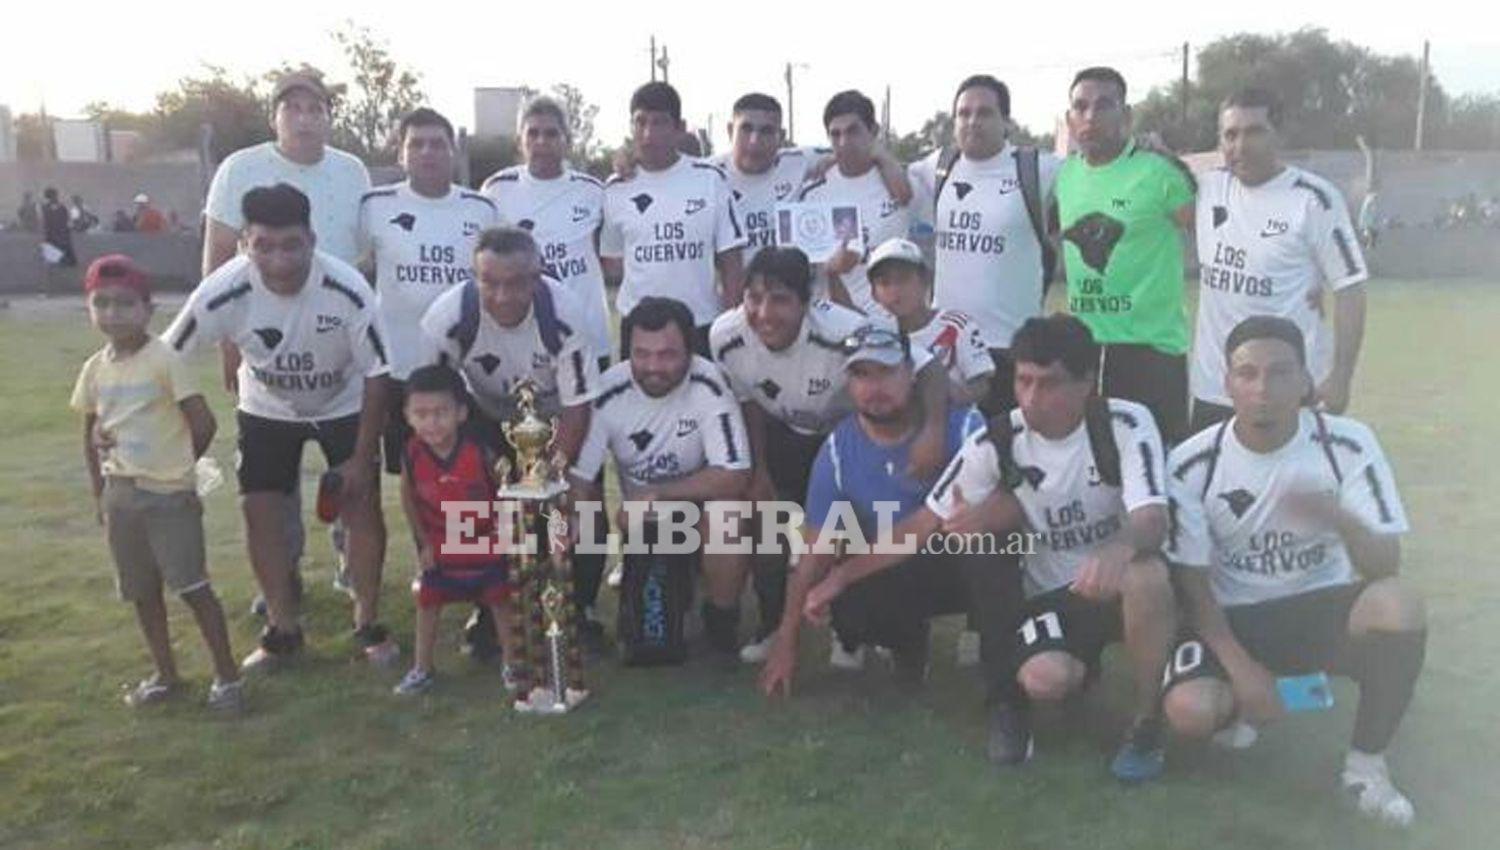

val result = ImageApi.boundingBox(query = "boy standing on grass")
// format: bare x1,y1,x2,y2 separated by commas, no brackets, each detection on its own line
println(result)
394,364,521,696
70,255,243,712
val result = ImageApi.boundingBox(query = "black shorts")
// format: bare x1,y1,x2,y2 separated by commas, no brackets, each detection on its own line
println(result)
382,380,409,475
1163,581,1367,691
1013,585,1124,675
764,417,827,505
1099,343,1188,445
1189,398,1234,435
236,411,361,495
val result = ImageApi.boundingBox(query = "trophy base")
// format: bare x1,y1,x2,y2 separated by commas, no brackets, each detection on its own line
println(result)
514,686,589,715
496,481,569,501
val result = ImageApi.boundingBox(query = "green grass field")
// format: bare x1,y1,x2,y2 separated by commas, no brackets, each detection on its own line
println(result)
1,280,1497,849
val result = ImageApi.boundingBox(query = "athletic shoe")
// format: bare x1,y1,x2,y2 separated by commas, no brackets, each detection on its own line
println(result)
955,629,981,668
123,674,178,708
501,664,525,693
206,679,245,714
1211,720,1259,750
1342,755,1416,828
364,639,401,668
393,668,434,696
1110,716,1167,784
739,634,775,664
987,702,1034,766
829,641,866,671
241,627,304,674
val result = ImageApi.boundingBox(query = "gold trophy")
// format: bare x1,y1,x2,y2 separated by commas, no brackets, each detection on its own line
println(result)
495,381,588,714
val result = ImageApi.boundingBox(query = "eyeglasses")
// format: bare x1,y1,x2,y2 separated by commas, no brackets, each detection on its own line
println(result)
841,326,910,358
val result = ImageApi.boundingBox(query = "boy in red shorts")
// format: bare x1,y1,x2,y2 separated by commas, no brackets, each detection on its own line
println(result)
394,364,520,695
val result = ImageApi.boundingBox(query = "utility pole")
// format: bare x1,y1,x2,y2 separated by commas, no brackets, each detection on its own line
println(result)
650,36,657,82
785,62,795,144
658,44,671,84
1414,40,1431,151
882,85,892,143
1180,42,1190,124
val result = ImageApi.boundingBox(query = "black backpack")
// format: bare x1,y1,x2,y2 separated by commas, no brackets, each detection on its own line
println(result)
986,396,1121,489
446,276,568,361
1197,410,1346,498
933,145,1057,288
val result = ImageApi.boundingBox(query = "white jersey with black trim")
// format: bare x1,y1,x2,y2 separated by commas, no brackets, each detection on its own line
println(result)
600,156,747,326
203,141,371,263
711,146,826,263
709,299,921,437
481,165,611,358
357,182,498,379
796,164,911,318
907,309,994,398
1193,165,1369,405
417,277,602,422
927,399,1167,597
163,252,389,422
909,145,1062,347
1165,410,1408,608
572,357,751,491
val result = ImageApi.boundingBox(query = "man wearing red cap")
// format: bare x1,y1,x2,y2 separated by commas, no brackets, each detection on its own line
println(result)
70,255,244,712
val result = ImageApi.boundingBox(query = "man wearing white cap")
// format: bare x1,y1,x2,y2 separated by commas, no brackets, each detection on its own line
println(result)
133,194,167,233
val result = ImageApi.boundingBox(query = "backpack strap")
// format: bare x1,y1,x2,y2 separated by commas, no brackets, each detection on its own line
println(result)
1083,396,1122,488
1199,420,1232,500
1012,145,1057,288
531,278,567,356
932,146,962,210
1312,409,1345,484
983,412,1023,490
449,281,482,362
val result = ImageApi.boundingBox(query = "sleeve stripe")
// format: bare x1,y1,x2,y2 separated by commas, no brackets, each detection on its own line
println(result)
366,326,388,364
930,457,965,503
1331,227,1362,278
1139,441,1160,497
1167,497,1181,552
170,316,198,351
1365,465,1394,524
205,281,251,312
718,411,740,463
571,350,586,396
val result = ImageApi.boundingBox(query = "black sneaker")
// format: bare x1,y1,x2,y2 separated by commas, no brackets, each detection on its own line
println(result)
987,702,1034,766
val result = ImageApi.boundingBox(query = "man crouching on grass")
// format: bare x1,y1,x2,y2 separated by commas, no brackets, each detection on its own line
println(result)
71,255,243,713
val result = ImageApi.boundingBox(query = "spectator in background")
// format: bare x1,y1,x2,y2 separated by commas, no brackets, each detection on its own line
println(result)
70,194,100,233
17,191,40,233
112,210,136,233
133,194,168,233
1358,190,1380,249
41,187,77,268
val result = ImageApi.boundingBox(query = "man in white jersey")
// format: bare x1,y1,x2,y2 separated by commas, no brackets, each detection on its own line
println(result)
796,90,913,317
868,237,993,405
571,298,751,660
1191,88,1368,431
710,92,909,265
908,75,1061,414
482,97,611,365
203,72,372,602
711,247,949,664
165,184,396,671
601,82,746,355
1162,316,1425,828
359,107,498,473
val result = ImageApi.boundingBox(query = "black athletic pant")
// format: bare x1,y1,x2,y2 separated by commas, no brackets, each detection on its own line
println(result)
1099,343,1189,446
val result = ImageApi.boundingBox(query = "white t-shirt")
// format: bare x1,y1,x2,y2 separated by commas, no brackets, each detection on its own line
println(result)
418,277,601,422
711,146,825,263
357,182,498,379
482,165,611,358
163,252,389,422
907,309,994,398
601,156,747,326
1193,166,1369,405
928,399,1167,597
1166,410,1408,608
710,299,921,437
573,357,751,491
909,145,1061,348
797,163,911,317
204,142,371,263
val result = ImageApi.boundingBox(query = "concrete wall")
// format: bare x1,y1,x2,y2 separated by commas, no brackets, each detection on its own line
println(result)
1,161,206,230
0,232,200,293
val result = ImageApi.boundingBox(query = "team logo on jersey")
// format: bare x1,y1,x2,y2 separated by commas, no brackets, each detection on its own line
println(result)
1260,219,1291,238
472,353,501,375
732,190,744,202
1018,465,1047,489
1218,488,1257,518
1110,198,1130,211
953,181,975,201
463,220,481,236
675,417,699,437
1062,213,1126,274
571,205,591,223
1086,464,1103,487
879,199,900,217
757,379,782,400
252,327,283,349
807,377,831,396
389,212,417,232
628,429,653,451
315,314,343,333
517,218,536,231
997,178,1020,195
774,181,795,199
630,194,654,213
531,352,551,369
1212,205,1229,228
685,198,706,215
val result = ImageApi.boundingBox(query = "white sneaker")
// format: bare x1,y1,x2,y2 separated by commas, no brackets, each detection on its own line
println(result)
1342,758,1416,828
955,629,981,668
829,642,866,671
1211,720,1259,750
739,635,775,664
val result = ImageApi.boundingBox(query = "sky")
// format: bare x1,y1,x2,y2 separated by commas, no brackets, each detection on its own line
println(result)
4,1,1496,150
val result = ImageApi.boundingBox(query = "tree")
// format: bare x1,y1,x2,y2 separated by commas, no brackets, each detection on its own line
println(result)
329,21,425,163
154,65,272,161
549,83,600,164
